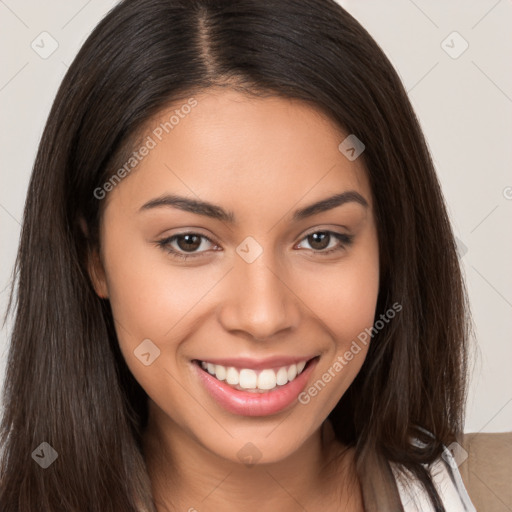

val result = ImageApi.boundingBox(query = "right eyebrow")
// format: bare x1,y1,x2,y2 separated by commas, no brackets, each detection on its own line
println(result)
138,190,369,224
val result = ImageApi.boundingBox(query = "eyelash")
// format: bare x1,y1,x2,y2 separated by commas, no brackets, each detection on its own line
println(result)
156,230,354,261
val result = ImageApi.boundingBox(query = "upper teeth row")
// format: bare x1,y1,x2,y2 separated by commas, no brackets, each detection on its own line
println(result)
200,360,307,391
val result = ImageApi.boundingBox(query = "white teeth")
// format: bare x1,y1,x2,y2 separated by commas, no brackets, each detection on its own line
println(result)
239,369,257,389
276,367,288,386
199,359,310,392
214,364,226,381
226,367,239,385
258,369,277,390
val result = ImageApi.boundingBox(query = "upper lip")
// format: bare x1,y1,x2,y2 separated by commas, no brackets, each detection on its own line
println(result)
195,355,317,371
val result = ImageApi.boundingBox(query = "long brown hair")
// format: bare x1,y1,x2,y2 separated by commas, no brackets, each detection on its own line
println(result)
0,0,471,510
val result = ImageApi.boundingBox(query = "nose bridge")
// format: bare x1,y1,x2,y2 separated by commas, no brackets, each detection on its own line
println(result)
218,243,300,339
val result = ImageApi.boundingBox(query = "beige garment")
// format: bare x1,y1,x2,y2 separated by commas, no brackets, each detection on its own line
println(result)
458,432,512,512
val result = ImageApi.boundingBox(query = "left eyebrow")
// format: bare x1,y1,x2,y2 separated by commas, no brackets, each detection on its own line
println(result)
291,191,368,221
139,190,368,224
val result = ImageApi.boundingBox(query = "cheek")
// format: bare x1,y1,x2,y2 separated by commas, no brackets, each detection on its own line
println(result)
100,226,230,394
102,227,217,340
294,253,379,414
298,241,380,350
331,263,379,345
99,233,205,398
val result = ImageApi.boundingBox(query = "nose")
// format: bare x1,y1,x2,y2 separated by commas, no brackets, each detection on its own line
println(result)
217,253,301,341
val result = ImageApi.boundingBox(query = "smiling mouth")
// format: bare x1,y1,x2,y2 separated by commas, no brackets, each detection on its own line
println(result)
193,357,318,393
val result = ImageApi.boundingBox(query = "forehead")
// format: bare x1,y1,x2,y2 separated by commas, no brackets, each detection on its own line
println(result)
103,88,372,218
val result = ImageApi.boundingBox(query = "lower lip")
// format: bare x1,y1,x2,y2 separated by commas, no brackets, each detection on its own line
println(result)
194,358,318,417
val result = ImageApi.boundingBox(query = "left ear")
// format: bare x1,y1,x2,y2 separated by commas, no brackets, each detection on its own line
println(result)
86,247,110,299
79,217,109,299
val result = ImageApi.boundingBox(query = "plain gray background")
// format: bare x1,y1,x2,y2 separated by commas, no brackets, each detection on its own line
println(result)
0,0,511,433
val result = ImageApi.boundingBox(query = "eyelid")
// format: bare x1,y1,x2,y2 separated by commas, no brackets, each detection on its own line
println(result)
156,232,219,260
156,227,353,260
295,230,353,253
299,224,349,237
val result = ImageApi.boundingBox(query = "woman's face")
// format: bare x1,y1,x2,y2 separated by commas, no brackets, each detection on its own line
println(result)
90,88,379,464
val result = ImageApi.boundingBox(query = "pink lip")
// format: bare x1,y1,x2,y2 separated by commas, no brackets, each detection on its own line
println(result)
194,357,319,417
195,355,316,371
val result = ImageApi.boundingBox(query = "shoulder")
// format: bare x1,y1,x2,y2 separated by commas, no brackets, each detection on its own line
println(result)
390,443,477,511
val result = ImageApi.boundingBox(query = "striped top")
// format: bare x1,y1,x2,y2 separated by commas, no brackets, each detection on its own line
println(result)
392,444,477,511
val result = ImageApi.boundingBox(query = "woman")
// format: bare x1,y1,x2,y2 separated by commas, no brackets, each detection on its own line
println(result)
0,0,476,510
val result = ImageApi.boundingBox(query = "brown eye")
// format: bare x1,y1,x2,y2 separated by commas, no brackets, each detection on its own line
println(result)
306,232,331,250
297,230,354,255
175,234,202,252
156,233,217,260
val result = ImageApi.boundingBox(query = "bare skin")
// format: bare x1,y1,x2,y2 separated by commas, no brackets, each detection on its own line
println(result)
88,88,379,511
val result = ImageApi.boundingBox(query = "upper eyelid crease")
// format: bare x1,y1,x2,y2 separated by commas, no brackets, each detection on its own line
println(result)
139,190,368,224
158,230,353,258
